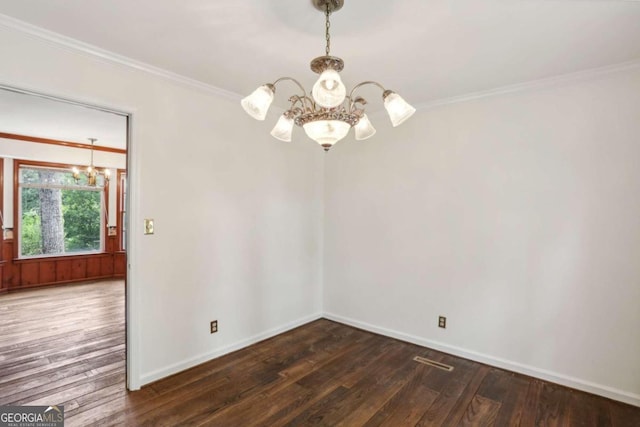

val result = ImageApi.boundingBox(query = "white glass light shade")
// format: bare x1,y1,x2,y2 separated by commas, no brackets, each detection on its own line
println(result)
241,85,274,120
312,69,347,108
270,114,294,142
303,120,351,148
383,92,416,127
354,114,376,141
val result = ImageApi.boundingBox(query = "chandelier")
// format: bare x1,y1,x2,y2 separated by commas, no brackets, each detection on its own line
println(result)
241,0,416,151
72,138,110,186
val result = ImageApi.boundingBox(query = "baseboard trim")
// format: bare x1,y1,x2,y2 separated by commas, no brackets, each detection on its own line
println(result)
323,312,640,408
139,312,323,387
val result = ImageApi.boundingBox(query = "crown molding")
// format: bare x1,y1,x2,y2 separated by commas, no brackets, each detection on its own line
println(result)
2,13,639,111
0,13,241,102
415,59,640,111
0,132,126,154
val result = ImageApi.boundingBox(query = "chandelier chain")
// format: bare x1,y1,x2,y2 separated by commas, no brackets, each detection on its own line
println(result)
325,3,331,56
89,138,96,166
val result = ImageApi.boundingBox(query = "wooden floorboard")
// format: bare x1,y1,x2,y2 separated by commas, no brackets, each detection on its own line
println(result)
1,281,639,426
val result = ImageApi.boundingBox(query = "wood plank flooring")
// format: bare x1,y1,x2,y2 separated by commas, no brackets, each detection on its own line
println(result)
1,281,639,426
0,280,125,425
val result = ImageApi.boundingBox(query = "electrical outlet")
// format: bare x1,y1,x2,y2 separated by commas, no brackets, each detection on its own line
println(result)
210,320,218,334
438,316,446,329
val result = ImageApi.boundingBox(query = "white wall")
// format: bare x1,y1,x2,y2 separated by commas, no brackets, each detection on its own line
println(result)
324,67,640,405
0,24,324,388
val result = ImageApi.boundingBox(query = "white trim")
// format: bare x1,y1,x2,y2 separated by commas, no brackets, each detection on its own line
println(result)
139,312,323,387
0,13,240,102
125,110,141,391
323,312,640,408
2,14,640,111
415,60,640,111
0,81,139,122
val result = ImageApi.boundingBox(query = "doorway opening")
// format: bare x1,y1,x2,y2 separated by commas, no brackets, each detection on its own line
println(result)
0,85,133,407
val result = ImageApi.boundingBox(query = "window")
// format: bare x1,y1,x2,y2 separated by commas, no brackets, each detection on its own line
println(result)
18,162,106,258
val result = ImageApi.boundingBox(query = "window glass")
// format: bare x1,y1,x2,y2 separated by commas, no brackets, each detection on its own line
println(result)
19,165,105,258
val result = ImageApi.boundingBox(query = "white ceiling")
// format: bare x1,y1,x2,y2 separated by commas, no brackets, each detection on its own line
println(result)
0,0,639,117
0,88,128,149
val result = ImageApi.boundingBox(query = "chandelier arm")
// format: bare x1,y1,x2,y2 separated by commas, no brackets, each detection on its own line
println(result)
302,95,316,111
343,95,364,112
288,95,304,107
273,77,307,97
349,96,367,115
288,94,315,112
348,81,387,110
343,95,352,109
272,77,315,110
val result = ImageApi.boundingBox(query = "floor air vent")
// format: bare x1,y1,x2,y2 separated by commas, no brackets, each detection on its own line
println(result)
413,356,454,371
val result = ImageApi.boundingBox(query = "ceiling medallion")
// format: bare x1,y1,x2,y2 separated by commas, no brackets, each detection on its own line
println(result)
241,0,416,151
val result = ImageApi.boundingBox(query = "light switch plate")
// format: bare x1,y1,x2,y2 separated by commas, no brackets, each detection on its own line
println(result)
144,219,154,235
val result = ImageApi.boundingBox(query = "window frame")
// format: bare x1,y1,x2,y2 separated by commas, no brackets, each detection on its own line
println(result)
0,158,3,263
14,159,110,260
116,169,127,252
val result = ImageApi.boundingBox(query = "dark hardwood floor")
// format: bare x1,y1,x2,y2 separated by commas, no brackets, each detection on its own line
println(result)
1,281,638,426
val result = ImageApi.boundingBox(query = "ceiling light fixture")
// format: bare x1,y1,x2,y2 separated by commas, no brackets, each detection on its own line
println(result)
241,0,416,151
72,138,110,186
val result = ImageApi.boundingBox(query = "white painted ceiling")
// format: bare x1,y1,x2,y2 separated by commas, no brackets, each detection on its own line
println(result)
0,88,128,150
0,0,639,133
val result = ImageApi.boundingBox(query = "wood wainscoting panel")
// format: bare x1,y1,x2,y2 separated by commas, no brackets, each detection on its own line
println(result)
2,240,15,288
106,235,116,253
87,256,102,278
55,259,72,282
71,258,87,280
1,240,11,262
100,255,114,276
2,251,123,291
114,252,126,277
19,262,39,287
7,261,19,289
39,260,56,283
